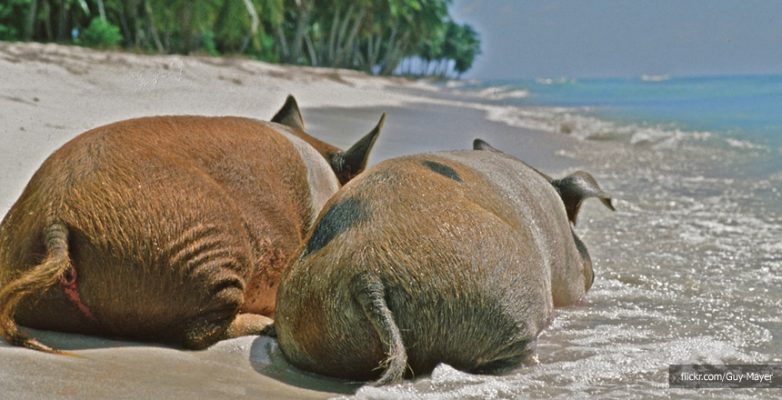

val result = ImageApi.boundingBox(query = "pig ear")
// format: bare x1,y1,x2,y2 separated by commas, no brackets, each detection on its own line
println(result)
272,95,305,131
473,138,503,153
332,113,385,184
551,171,615,225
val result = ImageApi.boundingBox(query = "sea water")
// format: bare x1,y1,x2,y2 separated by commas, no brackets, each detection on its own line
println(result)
476,75,782,151
353,76,782,399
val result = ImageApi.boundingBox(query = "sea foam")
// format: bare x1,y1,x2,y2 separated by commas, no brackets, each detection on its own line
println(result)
482,104,718,149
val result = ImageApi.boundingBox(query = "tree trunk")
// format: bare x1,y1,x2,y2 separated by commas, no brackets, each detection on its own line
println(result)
24,0,38,40
143,0,164,52
353,48,365,69
115,1,132,46
56,0,68,42
338,8,365,68
42,0,52,40
368,33,382,71
381,38,408,76
332,4,353,66
364,33,374,71
276,25,289,61
290,1,312,63
326,4,341,64
377,27,398,75
132,0,143,47
304,32,317,66
97,0,106,20
179,1,194,53
240,0,259,52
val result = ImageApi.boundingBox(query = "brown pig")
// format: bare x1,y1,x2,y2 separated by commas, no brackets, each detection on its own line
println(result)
0,96,385,352
275,139,614,385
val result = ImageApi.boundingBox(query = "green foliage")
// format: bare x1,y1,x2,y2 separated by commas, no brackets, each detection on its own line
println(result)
214,0,249,52
0,21,18,41
444,20,480,75
80,17,123,48
5,0,480,77
257,34,278,62
0,0,31,41
202,30,219,56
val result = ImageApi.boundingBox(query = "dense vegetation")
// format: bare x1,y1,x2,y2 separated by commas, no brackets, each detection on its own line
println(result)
0,0,480,77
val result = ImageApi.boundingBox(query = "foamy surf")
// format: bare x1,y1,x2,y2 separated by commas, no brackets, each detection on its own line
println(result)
482,103,720,150
475,86,531,100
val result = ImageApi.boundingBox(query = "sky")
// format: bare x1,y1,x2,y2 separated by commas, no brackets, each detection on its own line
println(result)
450,0,782,80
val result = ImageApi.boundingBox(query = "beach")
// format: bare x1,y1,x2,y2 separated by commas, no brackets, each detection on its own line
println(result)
1,43,780,399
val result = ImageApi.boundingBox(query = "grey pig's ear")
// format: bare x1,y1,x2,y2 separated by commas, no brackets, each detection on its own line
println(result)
551,171,615,225
332,113,386,184
473,138,503,153
272,95,305,131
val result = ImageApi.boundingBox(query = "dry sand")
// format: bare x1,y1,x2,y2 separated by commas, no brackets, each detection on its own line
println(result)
0,42,586,399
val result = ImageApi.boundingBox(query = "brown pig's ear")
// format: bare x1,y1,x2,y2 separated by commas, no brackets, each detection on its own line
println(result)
473,138,503,153
331,113,386,184
551,171,615,225
272,95,305,131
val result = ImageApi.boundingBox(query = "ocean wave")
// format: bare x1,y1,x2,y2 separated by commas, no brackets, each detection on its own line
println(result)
474,86,530,100
725,138,764,149
640,74,671,82
429,81,766,152
445,79,480,89
536,77,576,85
354,364,525,400
479,104,774,152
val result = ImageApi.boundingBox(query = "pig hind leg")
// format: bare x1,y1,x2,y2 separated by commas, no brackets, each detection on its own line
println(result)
222,313,274,340
179,266,274,347
164,225,260,349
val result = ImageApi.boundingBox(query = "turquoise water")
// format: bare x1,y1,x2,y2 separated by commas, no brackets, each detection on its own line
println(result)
482,75,782,150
